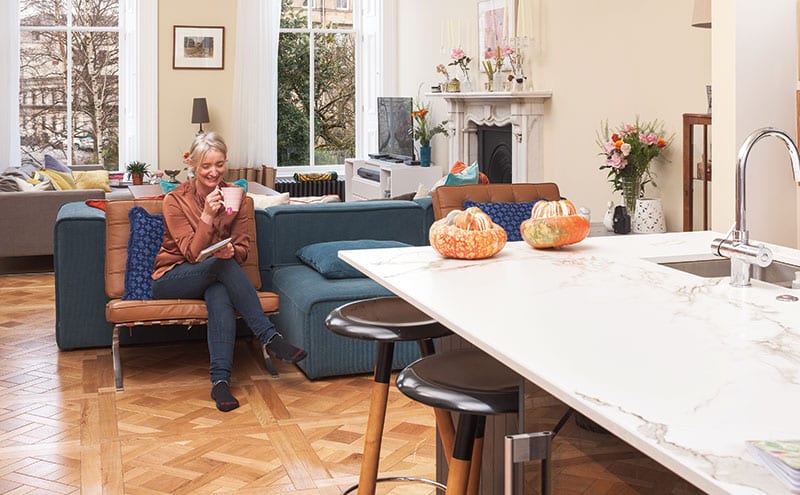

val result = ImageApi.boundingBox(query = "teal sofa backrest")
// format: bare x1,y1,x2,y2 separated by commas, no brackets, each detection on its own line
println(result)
255,198,433,286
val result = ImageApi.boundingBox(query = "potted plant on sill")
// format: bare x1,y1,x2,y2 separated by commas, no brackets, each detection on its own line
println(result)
126,161,150,185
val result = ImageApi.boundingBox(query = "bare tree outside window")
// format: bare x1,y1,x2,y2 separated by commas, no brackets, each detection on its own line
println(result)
19,0,119,170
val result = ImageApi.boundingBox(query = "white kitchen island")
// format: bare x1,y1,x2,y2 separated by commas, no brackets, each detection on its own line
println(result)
339,231,800,494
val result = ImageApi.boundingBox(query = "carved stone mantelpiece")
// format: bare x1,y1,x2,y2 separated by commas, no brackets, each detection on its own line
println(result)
430,91,552,182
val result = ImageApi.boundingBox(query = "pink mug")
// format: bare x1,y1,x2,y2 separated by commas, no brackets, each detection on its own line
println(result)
220,187,244,215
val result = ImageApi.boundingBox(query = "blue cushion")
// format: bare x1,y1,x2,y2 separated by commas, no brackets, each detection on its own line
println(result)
296,239,411,279
462,200,543,242
444,161,479,186
123,206,165,300
159,179,178,194
233,179,248,191
44,154,71,173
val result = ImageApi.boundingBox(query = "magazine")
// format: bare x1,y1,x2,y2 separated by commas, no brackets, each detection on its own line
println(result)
747,440,800,491
197,237,232,263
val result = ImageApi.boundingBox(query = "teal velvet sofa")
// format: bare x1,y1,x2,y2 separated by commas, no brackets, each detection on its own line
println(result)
256,199,434,379
54,197,435,380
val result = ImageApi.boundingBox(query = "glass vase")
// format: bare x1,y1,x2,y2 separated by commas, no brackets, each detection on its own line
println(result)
621,176,641,217
460,71,473,92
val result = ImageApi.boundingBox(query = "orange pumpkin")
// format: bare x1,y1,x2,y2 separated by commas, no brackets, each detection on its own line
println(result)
453,207,494,231
520,199,590,249
430,207,507,259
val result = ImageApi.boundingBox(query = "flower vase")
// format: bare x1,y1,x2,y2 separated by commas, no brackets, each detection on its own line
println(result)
461,72,473,92
621,176,641,217
493,72,505,92
486,73,494,92
419,142,431,167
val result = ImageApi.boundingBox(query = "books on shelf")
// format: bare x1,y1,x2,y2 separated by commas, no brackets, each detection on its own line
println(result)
747,440,800,491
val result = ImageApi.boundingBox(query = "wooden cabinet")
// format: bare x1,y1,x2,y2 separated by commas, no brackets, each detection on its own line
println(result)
682,113,712,231
344,159,443,201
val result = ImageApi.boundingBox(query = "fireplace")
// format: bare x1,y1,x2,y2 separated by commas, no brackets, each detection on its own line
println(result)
477,125,512,183
435,91,552,183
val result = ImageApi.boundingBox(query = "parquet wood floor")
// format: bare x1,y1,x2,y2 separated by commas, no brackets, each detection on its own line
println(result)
0,270,705,494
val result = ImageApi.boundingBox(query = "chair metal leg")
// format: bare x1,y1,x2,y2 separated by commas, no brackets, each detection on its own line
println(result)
112,324,123,391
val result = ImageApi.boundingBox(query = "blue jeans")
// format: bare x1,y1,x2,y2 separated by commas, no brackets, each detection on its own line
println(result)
152,258,278,384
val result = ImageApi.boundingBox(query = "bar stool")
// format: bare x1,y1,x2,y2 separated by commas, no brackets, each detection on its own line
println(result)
396,348,553,495
325,296,453,494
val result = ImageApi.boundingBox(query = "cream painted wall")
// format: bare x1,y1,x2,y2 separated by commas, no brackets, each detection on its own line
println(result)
158,1,237,174
711,0,798,247
395,0,711,232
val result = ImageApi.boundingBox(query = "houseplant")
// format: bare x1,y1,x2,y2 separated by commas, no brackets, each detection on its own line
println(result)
411,100,449,167
597,118,671,215
126,161,150,185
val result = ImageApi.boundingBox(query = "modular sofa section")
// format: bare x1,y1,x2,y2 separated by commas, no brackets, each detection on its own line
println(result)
256,199,434,379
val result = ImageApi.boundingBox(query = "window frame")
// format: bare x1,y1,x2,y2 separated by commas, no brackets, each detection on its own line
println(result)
276,0,359,174
18,0,157,171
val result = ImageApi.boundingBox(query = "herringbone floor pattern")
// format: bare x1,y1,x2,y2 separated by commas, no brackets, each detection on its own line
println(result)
0,268,703,494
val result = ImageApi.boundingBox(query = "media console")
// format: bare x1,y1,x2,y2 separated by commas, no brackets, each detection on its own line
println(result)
344,159,443,201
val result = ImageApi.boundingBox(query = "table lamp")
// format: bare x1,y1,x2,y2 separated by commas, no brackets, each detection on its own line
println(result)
191,97,210,135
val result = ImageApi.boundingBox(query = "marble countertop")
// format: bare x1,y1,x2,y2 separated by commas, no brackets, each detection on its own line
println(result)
340,231,800,494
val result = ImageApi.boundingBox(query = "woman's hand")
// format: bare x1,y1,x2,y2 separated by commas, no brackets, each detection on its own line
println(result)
212,242,235,259
201,187,223,224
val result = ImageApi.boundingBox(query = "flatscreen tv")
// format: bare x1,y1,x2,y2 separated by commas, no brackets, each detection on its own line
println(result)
377,97,414,161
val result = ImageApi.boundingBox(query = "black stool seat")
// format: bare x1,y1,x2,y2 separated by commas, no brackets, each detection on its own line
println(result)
397,349,519,415
324,296,453,495
326,296,452,342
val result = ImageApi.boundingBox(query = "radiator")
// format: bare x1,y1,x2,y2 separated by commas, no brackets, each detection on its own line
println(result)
274,178,345,200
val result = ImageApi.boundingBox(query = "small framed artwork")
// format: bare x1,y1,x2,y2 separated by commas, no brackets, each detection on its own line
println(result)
173,25,225,70
478,0,513,71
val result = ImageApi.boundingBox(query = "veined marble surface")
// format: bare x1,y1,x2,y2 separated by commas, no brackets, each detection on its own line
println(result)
340,231,800,495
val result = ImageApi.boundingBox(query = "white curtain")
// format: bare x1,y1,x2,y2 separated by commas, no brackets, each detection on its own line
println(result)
0,0,21,172
228,0,280,169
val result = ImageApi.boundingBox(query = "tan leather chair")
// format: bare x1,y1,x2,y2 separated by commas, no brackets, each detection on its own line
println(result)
431,183,562,220
104,197,279,391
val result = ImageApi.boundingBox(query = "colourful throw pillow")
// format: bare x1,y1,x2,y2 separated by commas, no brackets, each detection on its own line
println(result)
73,170,111,192
248,192,290,209
160,179,178,194
462,200,543,242
44,154,71,173
122,206,165,300
444,161,480,186
296,239,411,279
37,168,76,190
85,199,108,211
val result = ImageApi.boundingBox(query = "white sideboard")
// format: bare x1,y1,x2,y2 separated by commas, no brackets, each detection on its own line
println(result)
344,159,443,201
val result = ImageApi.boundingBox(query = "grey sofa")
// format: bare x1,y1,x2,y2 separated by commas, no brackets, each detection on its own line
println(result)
54,197,435,380
0,189,106,258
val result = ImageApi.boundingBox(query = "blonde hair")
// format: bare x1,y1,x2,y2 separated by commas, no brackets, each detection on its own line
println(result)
187,132,228,169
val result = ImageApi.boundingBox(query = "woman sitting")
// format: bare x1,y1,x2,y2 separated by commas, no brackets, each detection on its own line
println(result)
151,132,306,412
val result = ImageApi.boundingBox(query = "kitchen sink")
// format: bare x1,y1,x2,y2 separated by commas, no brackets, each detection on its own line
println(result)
658,258,800,288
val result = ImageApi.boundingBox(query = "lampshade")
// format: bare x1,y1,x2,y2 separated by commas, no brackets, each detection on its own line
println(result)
191,98,210,124
692,0,711,28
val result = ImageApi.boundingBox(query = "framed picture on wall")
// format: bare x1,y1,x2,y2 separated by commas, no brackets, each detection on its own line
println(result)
478,0,513,71
173,25,225,70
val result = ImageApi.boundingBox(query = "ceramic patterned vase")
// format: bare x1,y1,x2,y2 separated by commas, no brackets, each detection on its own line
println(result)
633,198,666,233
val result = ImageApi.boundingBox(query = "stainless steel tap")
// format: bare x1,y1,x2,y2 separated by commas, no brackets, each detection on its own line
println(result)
711,127,800,287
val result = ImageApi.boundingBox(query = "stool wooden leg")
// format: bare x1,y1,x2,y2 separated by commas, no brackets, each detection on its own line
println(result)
446,414,479,495
417,339,456,461
466,416,486,495
358,342,395,495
